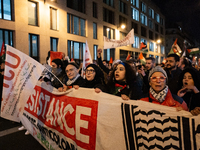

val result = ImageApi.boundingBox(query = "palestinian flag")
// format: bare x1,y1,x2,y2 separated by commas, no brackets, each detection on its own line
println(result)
138,53,146,65
0,42,5,61
126,54,131,60
168,38,181,56
140,42,148,53
162,58,166,64
187,48,200,54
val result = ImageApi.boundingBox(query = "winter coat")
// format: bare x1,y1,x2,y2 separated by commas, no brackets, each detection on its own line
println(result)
140,89,188,111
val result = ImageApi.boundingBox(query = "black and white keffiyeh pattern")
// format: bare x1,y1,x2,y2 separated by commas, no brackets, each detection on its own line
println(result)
150,85,168,103
66,74,80,86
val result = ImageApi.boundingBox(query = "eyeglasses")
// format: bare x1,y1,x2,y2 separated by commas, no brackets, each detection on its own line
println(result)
150,76,166,82
85,69,95,74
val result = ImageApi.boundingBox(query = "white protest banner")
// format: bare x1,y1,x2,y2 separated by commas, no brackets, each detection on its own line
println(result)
1,45,45,122
18,82,200,150
104,29,134,49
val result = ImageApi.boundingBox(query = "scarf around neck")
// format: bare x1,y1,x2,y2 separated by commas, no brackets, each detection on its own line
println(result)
150,85,168,103
66,74,80,86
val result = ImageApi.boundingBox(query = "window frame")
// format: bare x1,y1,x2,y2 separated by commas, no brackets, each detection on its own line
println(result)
29,33,39,61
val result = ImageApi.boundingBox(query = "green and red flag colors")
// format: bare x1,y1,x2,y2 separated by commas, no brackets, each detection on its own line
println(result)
187,48,200,54
138,53,146,65
140,42,148,53
169,38,182,56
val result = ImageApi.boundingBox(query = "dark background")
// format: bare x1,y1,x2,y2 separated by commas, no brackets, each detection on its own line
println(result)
152,0,200,41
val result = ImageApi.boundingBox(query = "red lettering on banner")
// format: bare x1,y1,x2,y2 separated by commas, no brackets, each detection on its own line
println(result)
3,51,21,88
25,86,98,150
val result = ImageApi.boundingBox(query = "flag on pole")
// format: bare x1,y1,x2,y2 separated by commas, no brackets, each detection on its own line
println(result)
1,45,45,122
168,38,181,56
138,53,146,65
82,41,92,77
162,58,167,64
126,54,131,60
187,48,200,54
140,42,148,53
109,57,113,64
47,51,63,66
0,41,5,60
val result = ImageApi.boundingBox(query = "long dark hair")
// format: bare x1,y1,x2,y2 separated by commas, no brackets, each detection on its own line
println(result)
107,62,137,88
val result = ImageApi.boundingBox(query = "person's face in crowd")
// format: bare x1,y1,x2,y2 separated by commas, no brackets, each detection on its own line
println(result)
108,63,112,70
165,57,177,70
66,65,78,80
149,72,166,93
103,61,108,67
52,62,58,68
85,67,96,81
145,60,154,70
115,64,126,81
183,72,194,87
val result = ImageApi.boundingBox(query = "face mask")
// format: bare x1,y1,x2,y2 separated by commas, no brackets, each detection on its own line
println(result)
52,68,60,75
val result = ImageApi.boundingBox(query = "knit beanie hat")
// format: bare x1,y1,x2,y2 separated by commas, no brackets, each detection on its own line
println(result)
112,59,122,67
67,62,79,69
148,66,168,82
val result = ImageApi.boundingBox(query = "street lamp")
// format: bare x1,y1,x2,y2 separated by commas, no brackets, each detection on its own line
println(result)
156,39,161,44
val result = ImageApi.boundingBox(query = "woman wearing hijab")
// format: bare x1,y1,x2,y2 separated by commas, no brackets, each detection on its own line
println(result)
140,66,188,111
74,64,106,93
177,67,200,115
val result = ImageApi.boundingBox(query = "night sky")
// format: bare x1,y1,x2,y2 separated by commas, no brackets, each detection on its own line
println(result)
152,0,200,43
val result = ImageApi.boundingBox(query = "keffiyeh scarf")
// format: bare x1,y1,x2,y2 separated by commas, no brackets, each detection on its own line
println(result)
66,74,80,86
150,85,168,103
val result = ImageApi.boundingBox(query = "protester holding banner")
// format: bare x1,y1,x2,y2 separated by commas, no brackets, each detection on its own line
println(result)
106,62,137,100
58,62,84,91
74,64,107,93
140,66,188,111
177,67,200,115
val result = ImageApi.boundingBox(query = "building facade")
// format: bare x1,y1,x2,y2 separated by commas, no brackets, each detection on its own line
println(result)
0,0,165,65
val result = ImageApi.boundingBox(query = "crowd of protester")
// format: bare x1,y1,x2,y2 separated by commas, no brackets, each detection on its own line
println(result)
1,49,200,118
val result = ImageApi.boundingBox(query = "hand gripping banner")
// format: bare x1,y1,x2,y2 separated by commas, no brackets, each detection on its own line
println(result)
18,82,200,150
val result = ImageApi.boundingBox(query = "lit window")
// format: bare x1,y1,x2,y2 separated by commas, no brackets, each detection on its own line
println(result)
131,7,139,21
141,2,146,13
0,29,13,48
67,13,86,36
149,42,154,52
148,7,154,18
131,0,139,8
132,35,139,48
104,48,115,61
68,40,85,64
155,13,160,23
103,26,115,39
28,1,37,26
0,0,12,20
93,23,97,39
50,37,58,51
29,34,39,61
50,7,57,30
140,13,147,26
94,45,98,60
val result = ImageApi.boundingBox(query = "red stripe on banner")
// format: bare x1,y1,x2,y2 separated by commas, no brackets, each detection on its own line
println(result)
24,85,98,150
